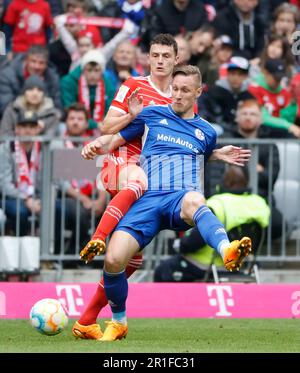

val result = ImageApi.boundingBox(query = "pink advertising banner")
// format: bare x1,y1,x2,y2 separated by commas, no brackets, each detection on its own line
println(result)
0,283,300,319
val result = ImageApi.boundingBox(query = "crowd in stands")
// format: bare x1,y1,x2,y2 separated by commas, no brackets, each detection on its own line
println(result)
0,0,300,269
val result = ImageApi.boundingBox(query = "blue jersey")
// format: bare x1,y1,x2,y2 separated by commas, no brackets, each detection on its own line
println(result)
120,105,217,192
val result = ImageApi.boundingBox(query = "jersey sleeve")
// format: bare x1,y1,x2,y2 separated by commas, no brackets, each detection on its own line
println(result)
119,111,147,142
109,77,137,114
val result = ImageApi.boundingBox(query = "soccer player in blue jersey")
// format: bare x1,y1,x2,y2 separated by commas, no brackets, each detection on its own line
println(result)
81,65,252,341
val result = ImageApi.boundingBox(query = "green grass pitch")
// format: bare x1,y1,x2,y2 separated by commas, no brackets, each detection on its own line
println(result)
0,318,299,353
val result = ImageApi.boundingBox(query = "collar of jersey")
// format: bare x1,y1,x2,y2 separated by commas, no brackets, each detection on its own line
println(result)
147,76,172,98
167,105,200,122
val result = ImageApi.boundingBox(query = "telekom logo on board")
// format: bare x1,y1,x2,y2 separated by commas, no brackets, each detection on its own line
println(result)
56,285,84,316
207,285,235,317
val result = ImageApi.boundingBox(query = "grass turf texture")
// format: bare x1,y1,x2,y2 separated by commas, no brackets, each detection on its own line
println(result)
0,319,299,353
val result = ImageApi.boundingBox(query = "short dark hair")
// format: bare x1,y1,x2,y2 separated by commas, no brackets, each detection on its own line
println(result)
66,103,89,121
149,34,178,56
26,45,49,61
173,65,202,86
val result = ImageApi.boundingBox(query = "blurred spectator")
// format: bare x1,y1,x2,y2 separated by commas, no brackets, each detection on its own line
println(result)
202,34,234,88
198,56,253,130
53,103,107,254
248,58,300,137
64,0,103,46
0,112,42,236
3,0,53,55
154,165,270,282
53,14,137,72
237,1,292,30
0,45,61,118
0,75,60,136
135,45,150,75
270,2,299,44
60,49,115,130
213,0,265,60
139,0,207,51
174,34,192,66
98,0,145,43
105,39,138,92
187,24,216,88
49,16,80,77
281,72,300,126
250,34,296,83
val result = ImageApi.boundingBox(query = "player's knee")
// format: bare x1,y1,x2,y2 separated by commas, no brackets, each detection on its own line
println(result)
104,252,126,273
182,192,206,216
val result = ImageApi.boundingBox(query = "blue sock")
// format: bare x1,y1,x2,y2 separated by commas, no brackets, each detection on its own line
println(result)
103,269,128,324
193,205,230,256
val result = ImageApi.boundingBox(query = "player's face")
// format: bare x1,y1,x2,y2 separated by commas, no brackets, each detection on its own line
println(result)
171,74,201,116
149,44,178,78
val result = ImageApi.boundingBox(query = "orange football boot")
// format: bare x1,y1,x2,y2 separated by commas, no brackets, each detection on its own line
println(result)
223,237,252,272
99,321,128,342
72,321,103,340
80,239,106,263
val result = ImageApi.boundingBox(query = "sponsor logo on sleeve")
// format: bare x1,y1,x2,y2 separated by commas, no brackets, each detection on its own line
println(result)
115,85,130,103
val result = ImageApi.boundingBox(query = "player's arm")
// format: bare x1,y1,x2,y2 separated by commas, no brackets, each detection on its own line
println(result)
209,146,252,166
101,88,143,135
81,134,126,160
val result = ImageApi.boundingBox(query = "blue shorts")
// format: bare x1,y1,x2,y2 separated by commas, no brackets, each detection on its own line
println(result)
115,190,192,248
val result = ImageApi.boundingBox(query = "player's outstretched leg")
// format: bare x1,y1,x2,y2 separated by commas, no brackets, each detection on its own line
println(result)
72,253,142,339
181,192,252,272
223,237,252,271
80,176,145,262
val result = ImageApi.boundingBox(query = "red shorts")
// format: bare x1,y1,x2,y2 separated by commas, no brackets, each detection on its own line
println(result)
99,153,138,197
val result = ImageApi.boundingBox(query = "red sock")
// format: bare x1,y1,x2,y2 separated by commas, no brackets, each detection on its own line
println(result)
92,180,145,242
78,254,143,325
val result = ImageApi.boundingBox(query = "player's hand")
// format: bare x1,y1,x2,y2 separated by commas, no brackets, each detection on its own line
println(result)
213,145,252,166
128,88,143,118
81,139,103,160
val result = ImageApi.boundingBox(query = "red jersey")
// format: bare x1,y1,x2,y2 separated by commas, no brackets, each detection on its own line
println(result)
110,76,172,157
4,0,52,53
248,82,291,118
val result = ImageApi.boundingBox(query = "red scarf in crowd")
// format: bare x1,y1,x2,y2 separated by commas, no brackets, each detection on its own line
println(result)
15,141,41,198
78,75,105,123
64,133,94,196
